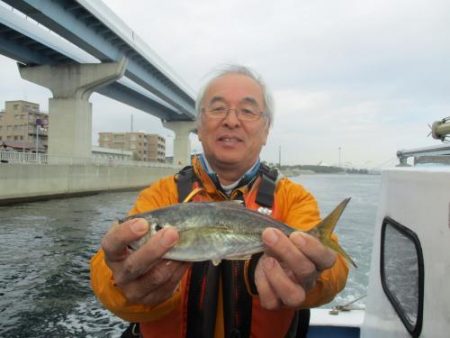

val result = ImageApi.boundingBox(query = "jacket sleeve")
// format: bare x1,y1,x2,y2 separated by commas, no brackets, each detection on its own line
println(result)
90,176,184,322
274,178,349,308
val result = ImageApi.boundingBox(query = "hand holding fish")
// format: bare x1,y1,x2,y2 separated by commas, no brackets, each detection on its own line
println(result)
254,228,337,310
114,198,354,309
101,218,190,306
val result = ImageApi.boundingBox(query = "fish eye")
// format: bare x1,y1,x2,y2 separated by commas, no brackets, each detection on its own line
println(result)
154,223,163,231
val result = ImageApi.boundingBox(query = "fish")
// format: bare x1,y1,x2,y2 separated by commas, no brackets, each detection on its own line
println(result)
124,198,357,268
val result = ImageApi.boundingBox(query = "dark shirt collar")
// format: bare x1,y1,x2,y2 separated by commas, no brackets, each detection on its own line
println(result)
198,154,261,194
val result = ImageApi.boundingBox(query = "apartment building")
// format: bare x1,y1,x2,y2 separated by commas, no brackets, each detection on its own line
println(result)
98,132,166,162
0,100,48,152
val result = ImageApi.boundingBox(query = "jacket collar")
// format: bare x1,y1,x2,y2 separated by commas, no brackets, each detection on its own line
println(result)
193,154,261,197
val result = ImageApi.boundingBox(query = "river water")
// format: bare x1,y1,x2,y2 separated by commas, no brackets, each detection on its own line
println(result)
293,174,381,308
0,173,380,337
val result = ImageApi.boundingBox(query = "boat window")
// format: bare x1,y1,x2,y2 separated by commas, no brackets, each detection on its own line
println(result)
380,217,424,338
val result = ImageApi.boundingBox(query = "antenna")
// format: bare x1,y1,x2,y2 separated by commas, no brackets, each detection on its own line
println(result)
338,147,342,167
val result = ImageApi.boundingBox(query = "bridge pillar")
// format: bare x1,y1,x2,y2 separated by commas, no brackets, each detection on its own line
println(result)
18,59,127,163
163,121,197,166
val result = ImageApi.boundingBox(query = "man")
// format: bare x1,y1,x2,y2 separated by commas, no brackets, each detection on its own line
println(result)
90,65,349,338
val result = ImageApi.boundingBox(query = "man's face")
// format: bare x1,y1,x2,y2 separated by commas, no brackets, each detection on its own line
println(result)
198,73,269,173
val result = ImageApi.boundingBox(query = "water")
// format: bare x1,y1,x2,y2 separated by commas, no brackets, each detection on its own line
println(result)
0,193,137,337
292,174,381,309
0,174,381,337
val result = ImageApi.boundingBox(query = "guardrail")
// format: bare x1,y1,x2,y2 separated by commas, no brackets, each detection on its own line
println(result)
397,143,450,166
0,150,178,168
0,150,47,164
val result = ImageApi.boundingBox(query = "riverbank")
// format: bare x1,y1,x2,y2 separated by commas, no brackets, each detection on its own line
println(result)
0,162,178,205
270,163,378,177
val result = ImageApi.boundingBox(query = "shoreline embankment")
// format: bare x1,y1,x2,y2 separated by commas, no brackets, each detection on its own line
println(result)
0,163,178,205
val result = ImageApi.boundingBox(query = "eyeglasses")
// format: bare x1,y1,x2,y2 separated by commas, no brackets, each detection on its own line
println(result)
203,104,264,122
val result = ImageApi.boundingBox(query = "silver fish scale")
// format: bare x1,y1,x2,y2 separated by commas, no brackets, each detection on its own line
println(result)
166,226,263,262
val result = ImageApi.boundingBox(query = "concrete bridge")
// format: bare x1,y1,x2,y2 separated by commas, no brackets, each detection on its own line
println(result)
0,0,198,203
0,0,197,165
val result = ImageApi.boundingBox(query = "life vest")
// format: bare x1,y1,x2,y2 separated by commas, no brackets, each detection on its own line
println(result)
175,164,310,338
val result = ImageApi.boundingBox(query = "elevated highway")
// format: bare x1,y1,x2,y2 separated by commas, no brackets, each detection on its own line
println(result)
0,0,197,164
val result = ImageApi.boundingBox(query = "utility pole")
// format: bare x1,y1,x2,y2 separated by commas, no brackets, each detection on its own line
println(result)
278,145,281,169
36,123,39,154
130,114,134,132
35,118,41,155
338,147,342,168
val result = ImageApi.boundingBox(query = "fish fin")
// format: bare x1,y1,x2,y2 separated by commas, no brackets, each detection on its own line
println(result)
182,187,204,203
324,235,358,268
311,198,358,268
211,259,222,266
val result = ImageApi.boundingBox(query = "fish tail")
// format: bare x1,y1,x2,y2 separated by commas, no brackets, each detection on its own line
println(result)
313,198,358,268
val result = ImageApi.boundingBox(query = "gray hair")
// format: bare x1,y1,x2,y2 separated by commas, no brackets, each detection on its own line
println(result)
195,65,274,128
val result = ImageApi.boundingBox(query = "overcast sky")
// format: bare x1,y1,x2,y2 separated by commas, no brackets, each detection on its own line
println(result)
1,0,449,168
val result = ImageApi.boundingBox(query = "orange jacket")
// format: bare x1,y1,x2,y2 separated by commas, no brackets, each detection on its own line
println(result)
90,157,349,337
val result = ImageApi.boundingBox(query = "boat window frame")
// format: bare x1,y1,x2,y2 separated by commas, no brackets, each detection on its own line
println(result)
380,216,424,338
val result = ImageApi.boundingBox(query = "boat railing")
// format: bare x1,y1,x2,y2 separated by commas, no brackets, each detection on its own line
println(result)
397,118,450,166
397,143,450,166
